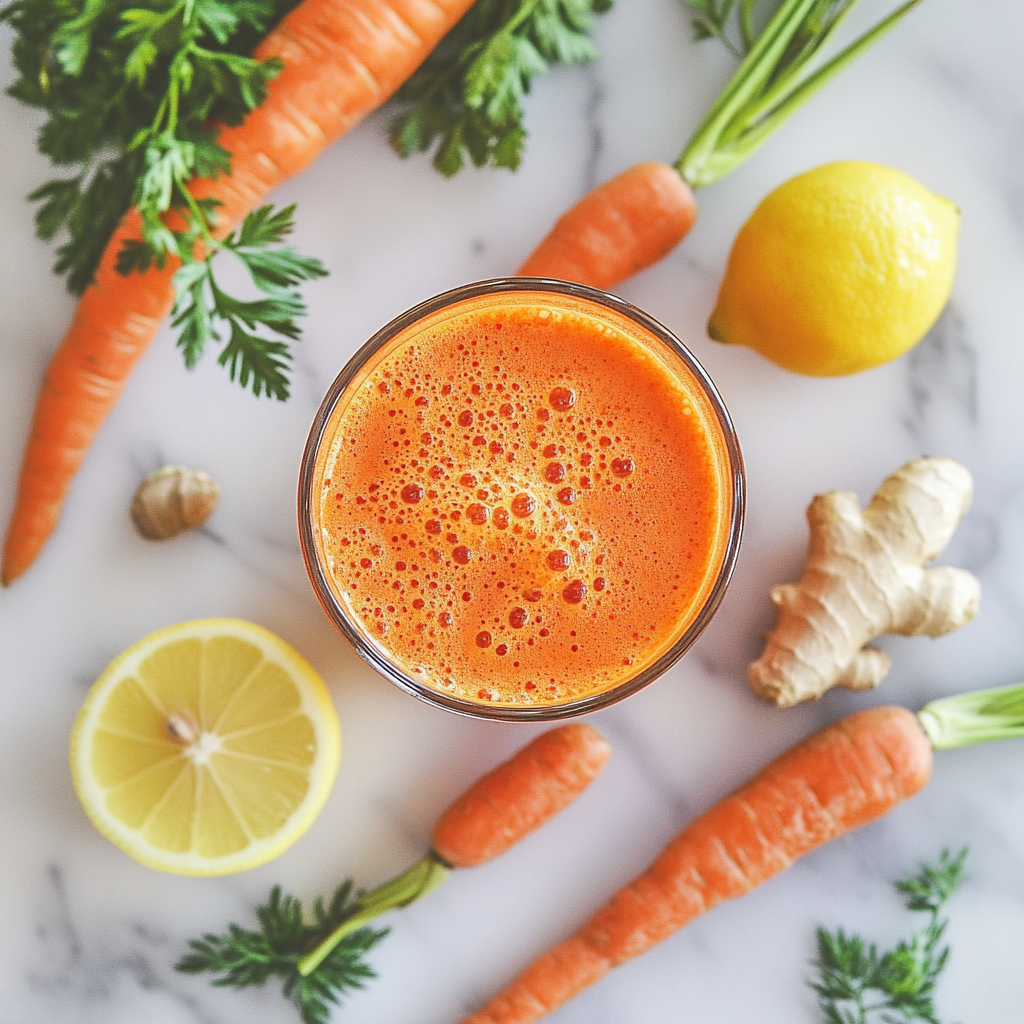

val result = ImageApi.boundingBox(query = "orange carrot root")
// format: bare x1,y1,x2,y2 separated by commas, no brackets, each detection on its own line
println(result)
2,0,478,586
432,723,611,869
459,706,933,1024
516,161,698,291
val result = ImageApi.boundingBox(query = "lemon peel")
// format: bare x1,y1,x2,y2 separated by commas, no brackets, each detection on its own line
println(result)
70,618,340,876
708,161,960,376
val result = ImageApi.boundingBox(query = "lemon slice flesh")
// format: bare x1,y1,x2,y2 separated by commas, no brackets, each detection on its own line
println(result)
70,619,341,876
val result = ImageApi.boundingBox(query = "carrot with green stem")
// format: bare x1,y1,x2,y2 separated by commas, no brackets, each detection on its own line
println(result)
177,722,610,1024
1,0,479,587
458,682,1024,1024
518,0,924,288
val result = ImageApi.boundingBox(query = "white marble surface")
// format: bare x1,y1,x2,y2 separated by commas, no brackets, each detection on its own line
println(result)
3,0,1024,1020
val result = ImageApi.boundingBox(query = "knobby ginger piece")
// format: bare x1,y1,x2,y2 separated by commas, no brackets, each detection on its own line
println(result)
130,466,219,540
749,457,981,707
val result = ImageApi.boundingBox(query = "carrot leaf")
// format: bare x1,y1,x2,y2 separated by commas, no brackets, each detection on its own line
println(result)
387,0,613,177
176,882,388,1024
809,848,966,1024
1,0,296,294
684,0,742,56
166,204,327,400
177,852,450,1022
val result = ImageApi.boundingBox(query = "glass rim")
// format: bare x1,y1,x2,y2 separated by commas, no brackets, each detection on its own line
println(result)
298,277,745,721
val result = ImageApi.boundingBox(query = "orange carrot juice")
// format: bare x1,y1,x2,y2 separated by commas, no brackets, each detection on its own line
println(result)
300,281,743,718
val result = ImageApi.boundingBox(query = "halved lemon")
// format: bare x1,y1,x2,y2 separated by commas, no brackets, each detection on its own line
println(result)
70,619,341,875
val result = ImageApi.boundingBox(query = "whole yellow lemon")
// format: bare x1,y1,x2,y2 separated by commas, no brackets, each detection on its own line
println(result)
708,161,960,376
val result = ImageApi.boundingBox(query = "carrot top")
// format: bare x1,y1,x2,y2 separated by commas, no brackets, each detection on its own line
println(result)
2,0,327,399
676,0,925,188
177,723,610,1023
389,0,613,176
917,681,1024,749
2,0,294,293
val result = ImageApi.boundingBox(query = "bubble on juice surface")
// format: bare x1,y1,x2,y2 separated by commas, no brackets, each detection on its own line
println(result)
546,549,571,571
512,493,536,518
550,387,577,412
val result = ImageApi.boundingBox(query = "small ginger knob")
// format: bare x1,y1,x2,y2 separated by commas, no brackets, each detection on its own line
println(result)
130,466,219,540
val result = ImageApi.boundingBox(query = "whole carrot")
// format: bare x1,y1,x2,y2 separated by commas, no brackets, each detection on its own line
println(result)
178,722,611,1012
517,0,923,289
459,680,1024,1024
432,721,614,869
460,705,931,1024
1,0,477,587
516,162,697,291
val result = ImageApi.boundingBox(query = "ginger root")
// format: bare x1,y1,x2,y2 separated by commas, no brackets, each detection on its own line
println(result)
749,457,981,707
130,466,219,540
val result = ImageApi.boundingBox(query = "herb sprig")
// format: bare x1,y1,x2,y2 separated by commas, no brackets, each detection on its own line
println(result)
178,853,449,1023
177,882,389,1024
389,0,613,177
810,848,967,1024
1,0,325,399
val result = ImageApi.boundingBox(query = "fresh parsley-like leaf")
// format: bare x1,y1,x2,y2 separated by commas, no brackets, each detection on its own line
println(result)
2,0,329,399
685,0,738,47
166,205,327,400
177,882,388,1024
388,0,613,177
895,847,967,915
1,0,294,293
682,0,760,55
809,848,967,1024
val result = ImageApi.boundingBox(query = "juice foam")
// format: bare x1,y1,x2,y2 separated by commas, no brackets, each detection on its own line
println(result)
313,290,733,707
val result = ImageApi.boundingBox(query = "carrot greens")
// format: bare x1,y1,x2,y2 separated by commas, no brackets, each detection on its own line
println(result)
177,882,389,1024
1,0,326,398
678,0,924,187
810,849,967,1024
388,0,613,177
683,0,758,55
1,0,291,292
176,854,448,1022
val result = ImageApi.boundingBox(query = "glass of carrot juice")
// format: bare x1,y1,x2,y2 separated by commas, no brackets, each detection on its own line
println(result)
299,279,744,720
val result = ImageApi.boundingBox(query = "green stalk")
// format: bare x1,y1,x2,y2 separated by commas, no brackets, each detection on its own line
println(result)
296,851,451,977
715,0,858,146
727,0,922,149
679,0,819,187
677,0,924,188
918,682,1024,750
738,0,758,53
